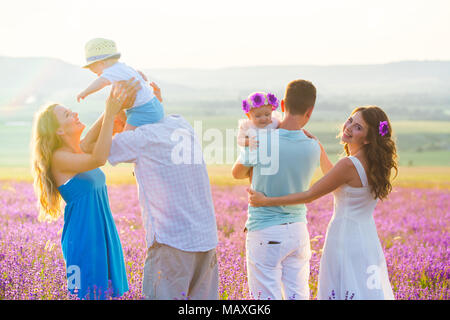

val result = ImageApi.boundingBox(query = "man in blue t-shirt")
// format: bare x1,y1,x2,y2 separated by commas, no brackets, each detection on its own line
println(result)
232,79,320,300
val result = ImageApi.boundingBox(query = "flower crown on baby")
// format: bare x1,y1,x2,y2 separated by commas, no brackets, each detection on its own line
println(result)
242,92,279,114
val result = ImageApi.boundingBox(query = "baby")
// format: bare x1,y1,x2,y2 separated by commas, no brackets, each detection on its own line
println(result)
237,92,282,183
237,92,282,151
78,38,164,130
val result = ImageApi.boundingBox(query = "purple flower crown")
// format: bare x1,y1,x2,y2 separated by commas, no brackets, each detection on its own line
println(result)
242,92,279,113
379,121,389,136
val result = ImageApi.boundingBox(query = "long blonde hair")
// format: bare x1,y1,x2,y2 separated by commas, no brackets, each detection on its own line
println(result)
31,104,64,221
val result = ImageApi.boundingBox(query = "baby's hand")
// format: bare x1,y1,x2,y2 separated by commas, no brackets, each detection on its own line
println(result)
248,136,259,151
150,82,162,103
77,92,86,103
137,70,148,82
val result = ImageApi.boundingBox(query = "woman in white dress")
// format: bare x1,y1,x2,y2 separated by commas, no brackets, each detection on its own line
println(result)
248,106,398,300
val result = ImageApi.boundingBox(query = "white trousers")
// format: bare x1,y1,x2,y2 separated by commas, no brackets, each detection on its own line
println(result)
246,222,311,300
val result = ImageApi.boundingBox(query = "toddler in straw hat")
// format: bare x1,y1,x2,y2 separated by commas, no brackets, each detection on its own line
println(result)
78,38,164,130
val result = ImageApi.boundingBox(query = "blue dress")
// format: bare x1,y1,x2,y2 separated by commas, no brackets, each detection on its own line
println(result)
58,168,128,299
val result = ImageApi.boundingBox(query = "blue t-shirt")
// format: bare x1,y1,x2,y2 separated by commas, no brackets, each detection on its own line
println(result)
238,128,320,231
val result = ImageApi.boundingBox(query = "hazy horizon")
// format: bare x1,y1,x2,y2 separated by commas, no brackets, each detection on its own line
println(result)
0,54,450,70
1,0,450,69
2,54,450,71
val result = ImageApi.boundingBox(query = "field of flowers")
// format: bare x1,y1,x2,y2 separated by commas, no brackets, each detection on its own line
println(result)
0,180,448,300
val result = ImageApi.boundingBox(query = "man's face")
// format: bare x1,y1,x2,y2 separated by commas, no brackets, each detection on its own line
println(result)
113,111,127,135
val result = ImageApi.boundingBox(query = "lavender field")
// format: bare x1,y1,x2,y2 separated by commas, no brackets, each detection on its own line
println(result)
0,180,448,300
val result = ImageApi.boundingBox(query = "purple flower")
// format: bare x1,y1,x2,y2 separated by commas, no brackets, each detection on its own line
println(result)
250,93,265,108
242,100,250,113
379,121,389,136
267,93,279,109
1,181,448,300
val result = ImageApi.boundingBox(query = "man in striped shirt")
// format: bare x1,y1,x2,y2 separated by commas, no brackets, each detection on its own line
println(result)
82,81,219,300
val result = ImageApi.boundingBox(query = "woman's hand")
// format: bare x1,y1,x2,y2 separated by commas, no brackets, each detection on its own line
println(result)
137,69,148,82
303,127,333,175
302,128,317,140
247,188,269,207
106,78,140,116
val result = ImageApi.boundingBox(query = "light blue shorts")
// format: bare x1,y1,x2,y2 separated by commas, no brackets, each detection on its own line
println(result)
126,97,164,127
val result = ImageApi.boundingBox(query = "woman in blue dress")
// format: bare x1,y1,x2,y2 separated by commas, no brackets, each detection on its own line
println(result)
31,80,139,299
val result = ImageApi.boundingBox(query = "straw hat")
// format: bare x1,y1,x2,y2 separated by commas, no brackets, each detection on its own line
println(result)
83,38,121,68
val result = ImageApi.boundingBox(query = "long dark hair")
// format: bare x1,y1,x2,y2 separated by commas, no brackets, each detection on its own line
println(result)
343,106,398,200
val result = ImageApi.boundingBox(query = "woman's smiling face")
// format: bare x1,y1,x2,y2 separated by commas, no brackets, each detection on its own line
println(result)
53,105,85,137
341,111,369,147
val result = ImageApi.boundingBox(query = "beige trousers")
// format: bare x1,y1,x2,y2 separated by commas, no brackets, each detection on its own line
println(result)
142,241,219,300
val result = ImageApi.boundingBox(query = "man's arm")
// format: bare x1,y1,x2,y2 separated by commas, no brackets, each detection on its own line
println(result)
108,129,145,165
80,110,127,154
231,159,252,179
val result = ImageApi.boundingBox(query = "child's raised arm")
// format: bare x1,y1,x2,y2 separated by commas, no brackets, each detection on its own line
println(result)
150,82,163,103
80,79,140,153
77,77,111,102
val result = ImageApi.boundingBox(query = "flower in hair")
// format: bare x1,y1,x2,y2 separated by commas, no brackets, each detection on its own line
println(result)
242,92,279,113
242,100,250,113
267,93,279,109
379,121,389,136
250,93,265,108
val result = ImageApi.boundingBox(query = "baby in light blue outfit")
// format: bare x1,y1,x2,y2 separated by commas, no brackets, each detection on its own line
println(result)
78,38,164,129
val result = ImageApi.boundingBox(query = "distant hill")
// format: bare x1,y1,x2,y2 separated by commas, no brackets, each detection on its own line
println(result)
1,56,449,122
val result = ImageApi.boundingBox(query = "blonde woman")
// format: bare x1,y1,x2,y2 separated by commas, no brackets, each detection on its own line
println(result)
31,80,139,299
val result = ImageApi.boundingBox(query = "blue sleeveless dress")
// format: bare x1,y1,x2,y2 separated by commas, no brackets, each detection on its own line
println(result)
58,168,128,299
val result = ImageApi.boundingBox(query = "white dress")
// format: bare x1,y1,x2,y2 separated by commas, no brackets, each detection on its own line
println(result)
317,156,394,300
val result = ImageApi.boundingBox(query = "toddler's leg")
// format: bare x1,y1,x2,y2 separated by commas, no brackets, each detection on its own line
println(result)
123,123,137,131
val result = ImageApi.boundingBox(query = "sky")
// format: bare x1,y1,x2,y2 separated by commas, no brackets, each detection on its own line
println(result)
0,0,449,69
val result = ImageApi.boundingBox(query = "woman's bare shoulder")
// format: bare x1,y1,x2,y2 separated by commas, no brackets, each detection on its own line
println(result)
51,148,79,186
334,157,354,170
